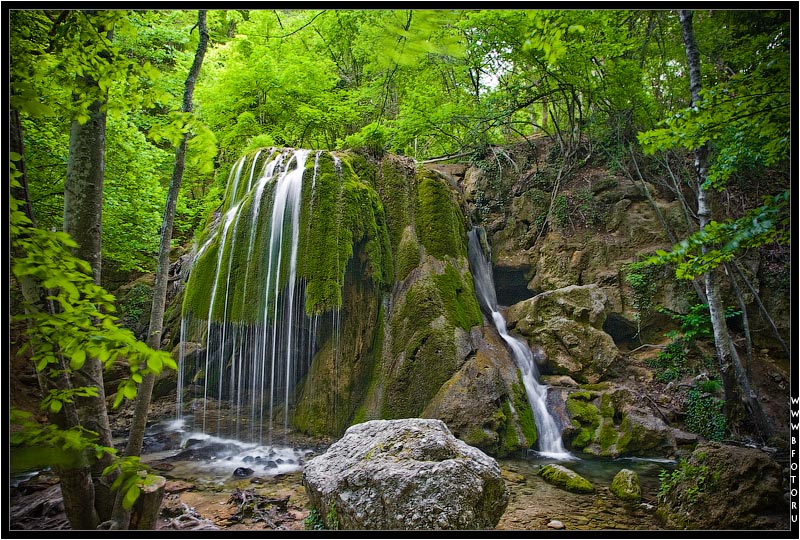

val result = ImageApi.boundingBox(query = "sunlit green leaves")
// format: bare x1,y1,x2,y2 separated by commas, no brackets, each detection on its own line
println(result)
10,182,178,414
106,455,158,510
10,408,116,472
646,191,790,279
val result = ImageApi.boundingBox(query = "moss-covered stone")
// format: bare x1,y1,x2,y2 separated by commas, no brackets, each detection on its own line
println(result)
538,464,594,494
609,468,641,502
511,374,537,447
565,391,601,452
415,171,468,260
293,258,382,436
431,263,483,332
395,227,422,282
298,152,393,315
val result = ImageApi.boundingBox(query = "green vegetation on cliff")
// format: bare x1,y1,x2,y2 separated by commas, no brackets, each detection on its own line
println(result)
415,172,468,260
298,152,393,316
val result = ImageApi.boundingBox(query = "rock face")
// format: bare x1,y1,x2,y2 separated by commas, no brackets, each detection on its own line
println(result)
562,385,681,458
302,418,509,530
657,442,788,529
505,285,620,383
609,469,641,502
421,326,538,457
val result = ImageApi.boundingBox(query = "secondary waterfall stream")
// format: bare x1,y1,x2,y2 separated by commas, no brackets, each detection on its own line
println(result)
467,227,570,459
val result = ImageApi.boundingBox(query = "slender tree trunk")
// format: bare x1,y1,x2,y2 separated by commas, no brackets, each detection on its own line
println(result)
109,11,209,529
12,107,102,530
679,9,771,442
60,11,117,527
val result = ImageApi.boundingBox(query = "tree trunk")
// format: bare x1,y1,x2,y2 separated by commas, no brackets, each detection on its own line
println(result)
679,9,771,442
12,107,102,530
110,10,209,529
60,12,117,527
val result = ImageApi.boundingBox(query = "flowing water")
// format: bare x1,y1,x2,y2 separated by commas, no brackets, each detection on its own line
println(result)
467,227,571,459
178,148,320,446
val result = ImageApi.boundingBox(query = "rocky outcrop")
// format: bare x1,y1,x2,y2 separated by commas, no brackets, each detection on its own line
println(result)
505,285,620,383
537,464,593,494
561,385,686,458
610,469,641,502
422,326,538,457
302,418,509,530
656,442,788,529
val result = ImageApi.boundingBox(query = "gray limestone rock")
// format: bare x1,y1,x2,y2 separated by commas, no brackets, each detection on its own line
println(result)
302,418,509,530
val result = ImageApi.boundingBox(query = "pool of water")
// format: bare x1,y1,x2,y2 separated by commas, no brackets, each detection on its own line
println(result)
495,452,674,531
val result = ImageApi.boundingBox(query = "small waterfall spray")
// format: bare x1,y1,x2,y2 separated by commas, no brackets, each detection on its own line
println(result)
467,227,570,459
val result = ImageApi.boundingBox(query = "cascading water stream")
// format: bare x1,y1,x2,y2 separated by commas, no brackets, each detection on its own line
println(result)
178,148,317,446
467,227,571,459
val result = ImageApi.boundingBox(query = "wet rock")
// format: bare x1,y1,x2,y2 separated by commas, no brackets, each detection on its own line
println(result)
303,418,508,530
657,442,788,529
538,464,593,494
422,326,532,457
265,461,278,469
233,467,254,478
610,469,641,502
505,285,619,384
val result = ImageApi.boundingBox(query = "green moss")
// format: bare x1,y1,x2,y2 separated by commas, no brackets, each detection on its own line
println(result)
374,158,414,254
415,172,467,260
566,394,600,426
538,464,594,493
571,427,593,449
466,427,495,448
566,392,601,451
616,414,632,454
297,152,393,316
432,263,483,331
395,228,422,281
580,382,610,391
568,390,594,401
512,374,537,447
382,320,457,419
599,393,615,418
598,419,619,452
610,470,641,502
497,399,519,454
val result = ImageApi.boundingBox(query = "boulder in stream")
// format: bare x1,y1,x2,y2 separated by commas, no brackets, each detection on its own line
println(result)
537,463,594,494
609,468,641,502
656,441,788,529
302,418,509,530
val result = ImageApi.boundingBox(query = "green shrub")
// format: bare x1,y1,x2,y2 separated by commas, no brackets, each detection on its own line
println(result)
685,389,727,441
645,338,689,383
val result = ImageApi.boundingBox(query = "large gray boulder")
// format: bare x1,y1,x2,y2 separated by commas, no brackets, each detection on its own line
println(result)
302,418,509,530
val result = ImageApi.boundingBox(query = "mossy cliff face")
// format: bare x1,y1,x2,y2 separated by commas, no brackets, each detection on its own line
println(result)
292,256,382,436
181,148,540,444
183,149,392,324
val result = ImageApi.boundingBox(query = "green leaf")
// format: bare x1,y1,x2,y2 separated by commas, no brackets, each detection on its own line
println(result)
123,383,137,400
49,400,63,414
146,355,163,373
70,349,86,371
122,484,141,510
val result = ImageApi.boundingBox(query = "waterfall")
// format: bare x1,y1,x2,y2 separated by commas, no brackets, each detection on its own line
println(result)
178,148,318,445
467,227,570,459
